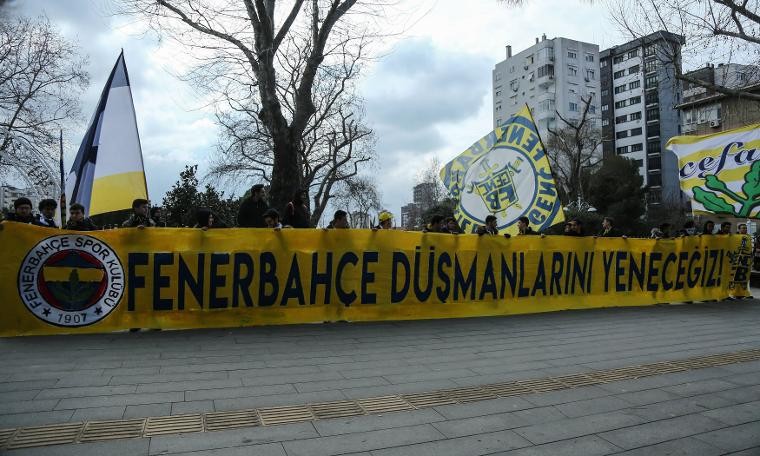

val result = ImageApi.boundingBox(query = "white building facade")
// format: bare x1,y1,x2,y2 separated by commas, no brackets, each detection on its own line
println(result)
492,35,601,137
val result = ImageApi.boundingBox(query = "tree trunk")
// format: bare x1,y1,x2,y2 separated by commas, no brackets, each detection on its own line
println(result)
268,132,302,212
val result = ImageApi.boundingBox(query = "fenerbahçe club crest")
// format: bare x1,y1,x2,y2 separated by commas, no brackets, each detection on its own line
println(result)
441,105,565,235
18,234,125,327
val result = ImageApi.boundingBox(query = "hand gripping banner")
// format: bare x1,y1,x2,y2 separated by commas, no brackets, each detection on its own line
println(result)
0,223,747,336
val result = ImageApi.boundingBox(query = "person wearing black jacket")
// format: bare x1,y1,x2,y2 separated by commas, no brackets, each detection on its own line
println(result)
122,199,156,228
65,204,99,231
34,199,59,228
5,197,36,224
194,208,227,230
517,216,538,235
597,217,622,237
284,189,311,228
476,215,499,236
237,184,268,228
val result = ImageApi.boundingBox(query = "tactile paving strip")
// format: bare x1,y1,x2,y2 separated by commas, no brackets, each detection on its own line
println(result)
0,347,758,450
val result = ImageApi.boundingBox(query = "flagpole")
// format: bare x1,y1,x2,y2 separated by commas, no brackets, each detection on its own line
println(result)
59,129,66,227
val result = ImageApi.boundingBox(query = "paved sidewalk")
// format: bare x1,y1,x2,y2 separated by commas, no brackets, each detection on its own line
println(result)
1,300,759,455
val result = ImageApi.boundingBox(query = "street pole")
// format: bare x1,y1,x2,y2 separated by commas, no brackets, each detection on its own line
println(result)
59,130,66,227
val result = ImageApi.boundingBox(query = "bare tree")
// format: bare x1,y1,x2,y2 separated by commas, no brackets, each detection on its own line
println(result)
118,0,393,213
208,33,375,225
414,156,447,212
0,16,88,180
546,95,603,203
331,175,381,228
610,0,760,100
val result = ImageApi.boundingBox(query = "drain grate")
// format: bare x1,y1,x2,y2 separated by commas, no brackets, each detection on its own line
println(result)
79,419,145,442
5,423,83,449
258,405,314,426
310,400,365,419
144,414,203,436
204,409,260,431
1,346,759,451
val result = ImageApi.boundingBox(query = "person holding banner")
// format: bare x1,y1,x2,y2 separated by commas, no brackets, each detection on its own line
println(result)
702,220,715,235
476,215,499,236
65,204,99,231
35,199,59,228
264,208,284,230
719,222,732,235
194,208,227,230
122,199,156,229
5,198,36,224
326,210,349,229
374,211,393,230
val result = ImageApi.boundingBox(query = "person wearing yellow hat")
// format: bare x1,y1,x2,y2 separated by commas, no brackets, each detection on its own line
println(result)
374,211,393,230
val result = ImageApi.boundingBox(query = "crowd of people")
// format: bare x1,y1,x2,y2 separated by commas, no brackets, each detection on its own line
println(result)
0,184,754,238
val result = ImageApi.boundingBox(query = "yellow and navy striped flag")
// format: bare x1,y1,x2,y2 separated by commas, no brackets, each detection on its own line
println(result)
666,123,760,218
66,51,148,217
440,105,564,234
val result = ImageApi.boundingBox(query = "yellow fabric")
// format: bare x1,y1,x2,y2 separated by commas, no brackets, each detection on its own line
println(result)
42,267,104,282
440,105,564,234
0,223,748,337
89,171,148,215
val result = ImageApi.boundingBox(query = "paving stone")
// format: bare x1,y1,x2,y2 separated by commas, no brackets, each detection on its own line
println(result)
149,422,318,454
55,376,114,388
0,379,57,393
124,402,172,419
490,435,621,456
522,385,612,407
611,437,725,456
599,413,727,449
56,391,184,409
371,429,531,456
281,424,445,456
213,390,348,411
0,390,41,402
432,406,567,438
110,372,230,386
382,368,478,384
614,388,682,406
243,371,343,387
555,395,633,418
622,394,735,421
136,378,243,394
70,405,126,422
185,383,294,401
314,409,446,437
295,376,390,393
0,410,74,427
340,380,460,400
171,400,215,415
3,437,151,456
695,421,760,452
168,442,287,456
0,399,59,414
36,385,138,399
433,397,536,420
514,410,645,445
716,385,760,403
701,400,760,426
662,378,741,397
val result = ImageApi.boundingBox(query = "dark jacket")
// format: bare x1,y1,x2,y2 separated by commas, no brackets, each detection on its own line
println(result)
519,227,538,235
597,227,622,237
122,213,156,228
284,202,311,228
66,218,99,231
5,212,37,224
35,214,59,228
237,197,268,228
477,225,499,236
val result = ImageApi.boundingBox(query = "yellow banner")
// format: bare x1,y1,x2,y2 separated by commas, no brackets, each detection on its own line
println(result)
0,222,745,336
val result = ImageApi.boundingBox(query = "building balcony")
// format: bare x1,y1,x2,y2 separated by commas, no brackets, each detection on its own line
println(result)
537,74,554,88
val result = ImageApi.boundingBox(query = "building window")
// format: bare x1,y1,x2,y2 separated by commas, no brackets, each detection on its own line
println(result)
648,172,662,187
614,84,627,94
629,80,641,90
631,143,644,152
628,65,640,75
525,54,534,65
616,131,629,139
601,88,609,97
510,65,515,73
630,112,642,121
601,60,608,68
568,50,577,59
648,156,662,170
495,72,502,81
585,53,594,62
630,127,643,136
495,90,501,97
613,55,624,64
617,145,630,154
602,119,610,126
586,69,595,80
616,114,628,124
645,91,658,105
644,59,658,73
628,49,639,59
568,65,578,76
644,45,656,57
647,141,661,153
615,100,627,109
495,105,502,112
645,75,658,89
647,124,661,137
589,105,596,114
614,70,625,79
510,79,519,91
634,159,644,167
629,95,642,105
602,104,609,112
537,64,554,78
569,102,579,112
646,107,659,120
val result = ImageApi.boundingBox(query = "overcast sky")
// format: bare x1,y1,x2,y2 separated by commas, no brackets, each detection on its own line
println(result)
7,0,625,219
